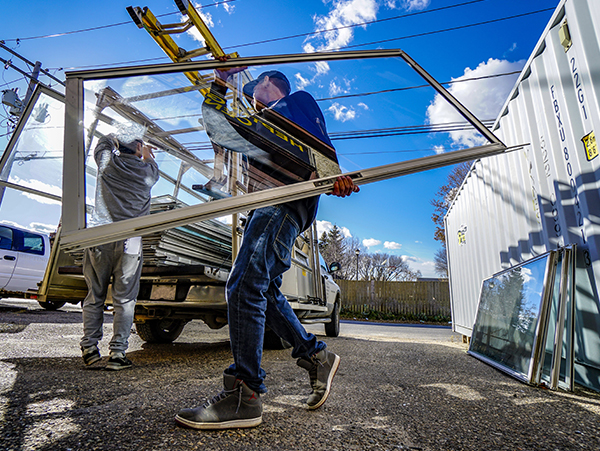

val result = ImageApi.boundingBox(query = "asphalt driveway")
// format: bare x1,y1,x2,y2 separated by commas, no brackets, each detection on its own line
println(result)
0,298,599,451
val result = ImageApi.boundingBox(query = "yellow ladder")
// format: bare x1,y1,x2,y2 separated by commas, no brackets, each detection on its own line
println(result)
127,0,239,87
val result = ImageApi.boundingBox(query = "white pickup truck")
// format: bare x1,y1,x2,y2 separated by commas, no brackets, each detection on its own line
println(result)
0,223,50,298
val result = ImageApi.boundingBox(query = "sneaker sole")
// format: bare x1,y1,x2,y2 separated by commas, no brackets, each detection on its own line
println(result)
308,353,340,410
105,363,132,371
174,414,262,430
83,354,101,366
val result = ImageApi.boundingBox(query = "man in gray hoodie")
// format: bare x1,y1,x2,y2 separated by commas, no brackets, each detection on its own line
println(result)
80,135,159,370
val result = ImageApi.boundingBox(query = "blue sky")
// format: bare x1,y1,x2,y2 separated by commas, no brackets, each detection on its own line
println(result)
0,0,558,277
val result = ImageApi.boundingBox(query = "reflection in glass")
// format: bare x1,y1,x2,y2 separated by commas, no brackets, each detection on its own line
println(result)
0,89,64,234
81,75,216,225
469,254,552,380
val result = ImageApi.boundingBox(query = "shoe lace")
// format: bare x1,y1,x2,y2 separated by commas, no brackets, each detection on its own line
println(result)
202,383,245,413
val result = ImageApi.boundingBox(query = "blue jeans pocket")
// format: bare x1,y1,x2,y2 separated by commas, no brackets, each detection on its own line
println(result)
273,214,299,263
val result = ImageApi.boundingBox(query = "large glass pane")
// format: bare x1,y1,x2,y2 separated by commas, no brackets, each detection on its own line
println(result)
0,90,64,234
541,252,563,384
79,56,423,231
469,253,553,381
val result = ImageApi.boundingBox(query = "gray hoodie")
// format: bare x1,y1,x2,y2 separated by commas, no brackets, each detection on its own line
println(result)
90,136,159,226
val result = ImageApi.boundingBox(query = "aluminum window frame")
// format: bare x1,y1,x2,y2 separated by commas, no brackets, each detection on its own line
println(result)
60,49,508,251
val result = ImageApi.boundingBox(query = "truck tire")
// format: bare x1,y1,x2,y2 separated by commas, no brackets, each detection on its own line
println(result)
136,319,186,343
263,329,292,350
38,300,66,311
324,297,340,337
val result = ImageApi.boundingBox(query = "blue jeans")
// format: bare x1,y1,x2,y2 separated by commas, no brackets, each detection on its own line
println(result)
226,204,325,393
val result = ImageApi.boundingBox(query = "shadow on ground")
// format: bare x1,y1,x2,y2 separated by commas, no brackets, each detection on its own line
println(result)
1,301,600,450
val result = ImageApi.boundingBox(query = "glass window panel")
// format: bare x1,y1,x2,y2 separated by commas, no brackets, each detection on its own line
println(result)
0,226,13,249
469,253,552,380
79,57,412,231
0,91,64,234
0,186,61,235
18,230,45,255
541,253,563,385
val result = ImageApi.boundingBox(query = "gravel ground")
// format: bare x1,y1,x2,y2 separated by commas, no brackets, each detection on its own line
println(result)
1,298,599,451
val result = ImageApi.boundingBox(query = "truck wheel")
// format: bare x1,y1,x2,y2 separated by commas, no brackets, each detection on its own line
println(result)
136,319,186,343
324,297,340,337
263,329,292,350
38,300,66,311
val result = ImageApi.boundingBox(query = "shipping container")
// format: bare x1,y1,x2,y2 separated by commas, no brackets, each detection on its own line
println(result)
445,0,600,391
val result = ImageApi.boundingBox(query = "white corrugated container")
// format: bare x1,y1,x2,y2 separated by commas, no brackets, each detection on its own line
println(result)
446,0,600,391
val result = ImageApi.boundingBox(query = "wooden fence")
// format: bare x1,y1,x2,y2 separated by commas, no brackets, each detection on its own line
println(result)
337,279,451,318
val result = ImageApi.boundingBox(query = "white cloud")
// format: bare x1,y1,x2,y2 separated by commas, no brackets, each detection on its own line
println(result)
305,0,379,52
317,220,334,237
29,222,57,234
401,0,431,11
384,241,402,250
433,145,445,155
384,0,430,10
295,73,312,90
328,103,356,122
0,220,55,235
341,227,352,238
402,255,437,278
222,1,235,13
329,77,353,96
329,81,342,96
358,102,369,110
316,220,352,239
8,176,61,206
0,220,24,229
363,238,381,248
426,58,524,147
184,3,214,43
315,61,330,76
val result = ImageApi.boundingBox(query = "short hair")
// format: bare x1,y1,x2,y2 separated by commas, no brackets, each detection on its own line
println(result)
118,138,143,155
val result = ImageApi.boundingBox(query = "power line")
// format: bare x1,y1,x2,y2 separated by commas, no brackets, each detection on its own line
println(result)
225,0,485,50
316,71,522,102
0,76,26,89
13,3,552,78
53,56,169,71
340,7,555,50
61,7,553,72
330,120,495,141
0,0,236,42
171,120,496,151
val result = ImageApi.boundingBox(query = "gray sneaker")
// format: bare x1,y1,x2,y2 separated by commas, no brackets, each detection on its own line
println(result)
297,349,340,410
81,346,101,366
175,373,262,430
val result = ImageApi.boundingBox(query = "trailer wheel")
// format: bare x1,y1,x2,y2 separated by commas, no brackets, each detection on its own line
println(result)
38,300,66,311
136,319,186,343
324,297,340,337
263,329,292,350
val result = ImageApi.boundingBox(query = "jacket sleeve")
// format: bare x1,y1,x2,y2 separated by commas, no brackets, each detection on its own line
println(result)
94,135,117,171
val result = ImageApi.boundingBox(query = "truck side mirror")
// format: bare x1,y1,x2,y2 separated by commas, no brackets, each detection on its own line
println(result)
329,262,341,272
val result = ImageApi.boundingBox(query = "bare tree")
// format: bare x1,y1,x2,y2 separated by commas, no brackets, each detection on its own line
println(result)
319,229,422,281
351,253,421,281
434,244,448,278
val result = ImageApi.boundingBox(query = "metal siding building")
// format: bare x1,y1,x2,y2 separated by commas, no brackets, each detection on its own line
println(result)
446,0,600,390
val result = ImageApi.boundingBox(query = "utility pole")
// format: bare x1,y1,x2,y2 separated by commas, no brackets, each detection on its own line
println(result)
0,42,65,206
0,41,64,121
